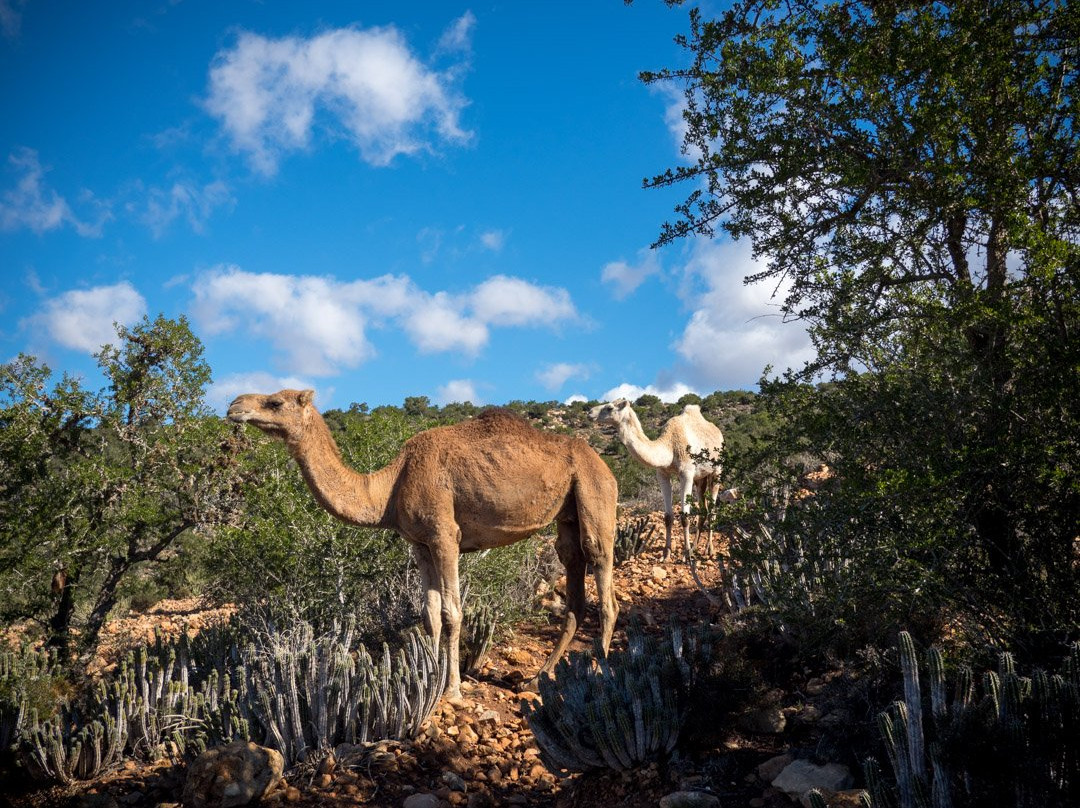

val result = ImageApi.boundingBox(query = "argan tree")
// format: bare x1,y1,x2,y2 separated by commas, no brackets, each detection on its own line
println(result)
644,0,1080,657
0,315,247,658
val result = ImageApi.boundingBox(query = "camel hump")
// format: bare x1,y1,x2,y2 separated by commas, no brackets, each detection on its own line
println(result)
682,404,703,417
472,407,534,433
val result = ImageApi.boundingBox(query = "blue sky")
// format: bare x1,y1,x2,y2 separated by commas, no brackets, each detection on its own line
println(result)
0,0,813,412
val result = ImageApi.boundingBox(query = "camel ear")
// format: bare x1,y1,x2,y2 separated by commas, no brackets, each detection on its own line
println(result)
615,399,629,410
298,389,315,407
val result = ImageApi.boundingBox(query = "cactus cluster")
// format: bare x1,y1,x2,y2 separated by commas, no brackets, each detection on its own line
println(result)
6,614,452,782
522,618,712,776
614,517,657,566
1,646,58,754
20,679,128,784
461,602,499,679
243,618,447,765
867,631,1080,808
12,626,251,784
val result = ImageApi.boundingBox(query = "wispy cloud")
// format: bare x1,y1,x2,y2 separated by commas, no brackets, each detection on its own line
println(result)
137,179,234,237
204,16,474,174
469,275,575,326
190,266,579,376
479,229,506,252
0,149,110,237
601,248,661,299
0,0,25,39
536,361,590,391
436,378,481,405
22,282,147,354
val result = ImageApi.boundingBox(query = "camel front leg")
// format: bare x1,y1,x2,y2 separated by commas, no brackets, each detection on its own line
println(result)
675,468,697,564
658,472,675,560
426,540,464,700
413,545,444,668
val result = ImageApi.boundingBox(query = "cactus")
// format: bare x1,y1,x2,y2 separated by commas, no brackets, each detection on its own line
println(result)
0,646,59,754
19,680,128,784
242,617,447,764
521,618,711,776
868,635,1080,808
614,516,656,565
461,602,499,679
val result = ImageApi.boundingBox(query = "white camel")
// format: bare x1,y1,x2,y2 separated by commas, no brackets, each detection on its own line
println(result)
589,398,728,560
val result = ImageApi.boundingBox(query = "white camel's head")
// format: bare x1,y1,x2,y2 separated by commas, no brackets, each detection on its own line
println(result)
588,398,633,429
226,388,316,440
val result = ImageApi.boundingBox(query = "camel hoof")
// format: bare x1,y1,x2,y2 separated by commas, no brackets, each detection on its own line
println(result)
519,676,541,694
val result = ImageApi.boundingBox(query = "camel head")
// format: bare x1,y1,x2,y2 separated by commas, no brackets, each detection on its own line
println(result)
588,398,632,429
226,388,317,441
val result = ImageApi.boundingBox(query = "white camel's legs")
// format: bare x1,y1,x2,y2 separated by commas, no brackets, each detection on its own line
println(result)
676,468,697,562
658,472,675,560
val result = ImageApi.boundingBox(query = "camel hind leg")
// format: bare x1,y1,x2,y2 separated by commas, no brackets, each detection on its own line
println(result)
575,474,619,657
528,520,588,688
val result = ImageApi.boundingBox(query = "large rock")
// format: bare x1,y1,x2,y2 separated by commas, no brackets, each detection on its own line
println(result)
771,759,853,800
183,741,284,808
659,791,721,808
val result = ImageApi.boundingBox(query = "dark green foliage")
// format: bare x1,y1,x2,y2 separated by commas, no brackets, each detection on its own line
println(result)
0,316,249,656
646,0,1080,663
522,619,712,775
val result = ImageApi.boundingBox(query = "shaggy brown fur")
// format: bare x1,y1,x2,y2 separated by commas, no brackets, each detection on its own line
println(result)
227,389,619,697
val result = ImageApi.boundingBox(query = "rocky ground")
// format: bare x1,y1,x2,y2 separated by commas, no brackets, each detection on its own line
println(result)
3,514,872,808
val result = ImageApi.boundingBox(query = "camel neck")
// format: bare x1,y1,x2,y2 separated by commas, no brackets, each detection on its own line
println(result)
617,408,674,469
286,413,398,528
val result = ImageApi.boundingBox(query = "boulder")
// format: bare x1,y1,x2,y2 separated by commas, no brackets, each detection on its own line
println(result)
658,791,721,808
182,741,284,808
772,759,853,800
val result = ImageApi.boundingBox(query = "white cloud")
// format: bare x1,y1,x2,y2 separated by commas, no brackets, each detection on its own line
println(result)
208,371,316,414
601,248,661,299
671,238,814,388
139,180,234,237
536,362,589,391
436,378,481,405
0,149,109,237
191,268,375,376
403,292,488,354
23,282,147,354
564,393,588,405
469,275,576,327
600,381,699,404
205,17,474,174
190,266,578,376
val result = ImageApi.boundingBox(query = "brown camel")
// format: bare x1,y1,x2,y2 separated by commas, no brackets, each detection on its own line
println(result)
227,389,619,698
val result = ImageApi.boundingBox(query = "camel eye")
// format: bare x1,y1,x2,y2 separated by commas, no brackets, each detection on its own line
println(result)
266,400,283,410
